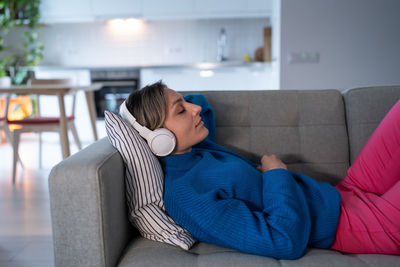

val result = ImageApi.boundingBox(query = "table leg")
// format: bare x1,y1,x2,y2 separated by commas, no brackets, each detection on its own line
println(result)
84,91,98,141
57,94,70,158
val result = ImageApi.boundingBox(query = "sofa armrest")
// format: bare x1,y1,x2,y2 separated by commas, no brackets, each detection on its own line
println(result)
49,137,137,267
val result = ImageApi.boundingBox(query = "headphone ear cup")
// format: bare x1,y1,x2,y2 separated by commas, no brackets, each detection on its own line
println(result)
147,128,176,156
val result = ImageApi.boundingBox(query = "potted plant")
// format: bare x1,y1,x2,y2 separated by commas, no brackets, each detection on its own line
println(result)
0,0,43,85
10,30,44,85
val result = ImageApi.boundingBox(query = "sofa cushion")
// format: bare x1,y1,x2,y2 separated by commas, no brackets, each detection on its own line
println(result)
344,86,400,163
184,90,349,185
104,111,195,250
118,238,400,267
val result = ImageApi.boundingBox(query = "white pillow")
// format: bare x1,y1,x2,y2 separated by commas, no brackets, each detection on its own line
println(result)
104,111,196,250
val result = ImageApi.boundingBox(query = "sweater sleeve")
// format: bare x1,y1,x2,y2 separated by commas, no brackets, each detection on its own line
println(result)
164,168,311,260
184,94,216,142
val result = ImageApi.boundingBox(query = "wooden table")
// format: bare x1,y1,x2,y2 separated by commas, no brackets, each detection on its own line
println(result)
0,83,102,158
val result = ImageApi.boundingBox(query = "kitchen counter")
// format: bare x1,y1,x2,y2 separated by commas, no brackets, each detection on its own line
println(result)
32,60,279,92
32,60,273,71
141,61,279,91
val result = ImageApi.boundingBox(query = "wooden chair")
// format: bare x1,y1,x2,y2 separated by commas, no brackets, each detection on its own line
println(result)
6,79,81,184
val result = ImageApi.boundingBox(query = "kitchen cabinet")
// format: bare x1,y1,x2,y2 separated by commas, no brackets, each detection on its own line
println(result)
142,0,271,20
40,0,142,23
92,0,142,19
40,0,271,23
140,62,279,91
194,0,272,18
40,0,94,23
142,0,194,20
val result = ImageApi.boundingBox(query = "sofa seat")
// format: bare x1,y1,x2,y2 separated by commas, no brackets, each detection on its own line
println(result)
119,238,400,267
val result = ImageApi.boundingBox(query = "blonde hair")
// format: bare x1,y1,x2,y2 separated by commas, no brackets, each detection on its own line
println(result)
125,81,168,130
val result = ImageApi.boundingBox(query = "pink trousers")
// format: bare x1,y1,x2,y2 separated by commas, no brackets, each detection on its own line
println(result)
330,99,400,254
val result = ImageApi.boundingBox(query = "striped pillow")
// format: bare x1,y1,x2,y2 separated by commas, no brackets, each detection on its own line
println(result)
104,111,196,250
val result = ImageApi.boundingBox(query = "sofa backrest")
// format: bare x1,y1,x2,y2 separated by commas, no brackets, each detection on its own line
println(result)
184,90,349,185
343,86,400,163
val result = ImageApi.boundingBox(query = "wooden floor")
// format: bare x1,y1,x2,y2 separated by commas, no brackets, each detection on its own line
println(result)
0,133,89,267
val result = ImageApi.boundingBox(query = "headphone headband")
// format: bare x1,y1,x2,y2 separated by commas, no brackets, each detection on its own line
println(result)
119,100,136,125
119,100,151,139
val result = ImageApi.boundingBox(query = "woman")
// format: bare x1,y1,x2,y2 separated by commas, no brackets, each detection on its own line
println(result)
122,81,400,259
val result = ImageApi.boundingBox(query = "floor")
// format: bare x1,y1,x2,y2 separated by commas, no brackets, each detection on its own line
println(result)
0,132,92,267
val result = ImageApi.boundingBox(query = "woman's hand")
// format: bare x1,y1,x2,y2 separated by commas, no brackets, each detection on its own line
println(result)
257,154,287,173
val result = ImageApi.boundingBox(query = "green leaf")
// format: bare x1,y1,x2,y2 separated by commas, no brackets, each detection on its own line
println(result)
0,0,43,84
12,69,28,85
0,53,14,68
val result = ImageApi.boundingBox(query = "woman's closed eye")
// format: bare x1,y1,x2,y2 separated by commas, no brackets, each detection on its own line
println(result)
178,108,186,114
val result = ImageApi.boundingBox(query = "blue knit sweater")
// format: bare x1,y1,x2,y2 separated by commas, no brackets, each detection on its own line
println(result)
161,95,341,260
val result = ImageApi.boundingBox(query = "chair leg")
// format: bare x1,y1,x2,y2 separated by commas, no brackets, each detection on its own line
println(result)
12,131,20,184
3,126,12,144
2,125,12,143
5,127,24,169
38,132,42,168
0,129,4,143
18,154,24,169
70,123,81,150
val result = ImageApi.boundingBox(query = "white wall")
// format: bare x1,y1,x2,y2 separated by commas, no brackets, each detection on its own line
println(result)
6,18,270,67
280,0,400,90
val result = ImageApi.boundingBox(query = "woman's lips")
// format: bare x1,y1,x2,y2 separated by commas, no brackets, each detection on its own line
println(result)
196,120,204,127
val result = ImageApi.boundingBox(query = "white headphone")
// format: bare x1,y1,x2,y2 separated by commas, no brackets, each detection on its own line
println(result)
119,100,176,156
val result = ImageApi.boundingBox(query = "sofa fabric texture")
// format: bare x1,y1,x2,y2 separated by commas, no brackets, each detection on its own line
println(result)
49,86,400,267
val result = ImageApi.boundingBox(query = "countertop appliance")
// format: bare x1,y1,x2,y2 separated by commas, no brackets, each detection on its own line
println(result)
91,69,139,118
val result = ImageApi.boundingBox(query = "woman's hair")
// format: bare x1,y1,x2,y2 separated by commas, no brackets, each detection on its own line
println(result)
125,80,168,130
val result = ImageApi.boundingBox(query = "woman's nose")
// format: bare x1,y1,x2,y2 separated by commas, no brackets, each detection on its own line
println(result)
189,103,202,115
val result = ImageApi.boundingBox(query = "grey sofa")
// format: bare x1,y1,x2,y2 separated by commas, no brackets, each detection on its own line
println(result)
49,86,400,267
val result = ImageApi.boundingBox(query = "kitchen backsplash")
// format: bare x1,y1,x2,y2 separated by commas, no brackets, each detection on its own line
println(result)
6,18,270,67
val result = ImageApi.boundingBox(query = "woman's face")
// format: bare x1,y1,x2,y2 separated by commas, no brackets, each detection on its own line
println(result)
163,88,209,154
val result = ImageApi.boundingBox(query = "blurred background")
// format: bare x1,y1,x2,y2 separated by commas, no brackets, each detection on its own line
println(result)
0,1,399,266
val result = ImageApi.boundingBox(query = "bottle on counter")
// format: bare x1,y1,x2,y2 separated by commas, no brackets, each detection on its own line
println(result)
217,28,228,62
